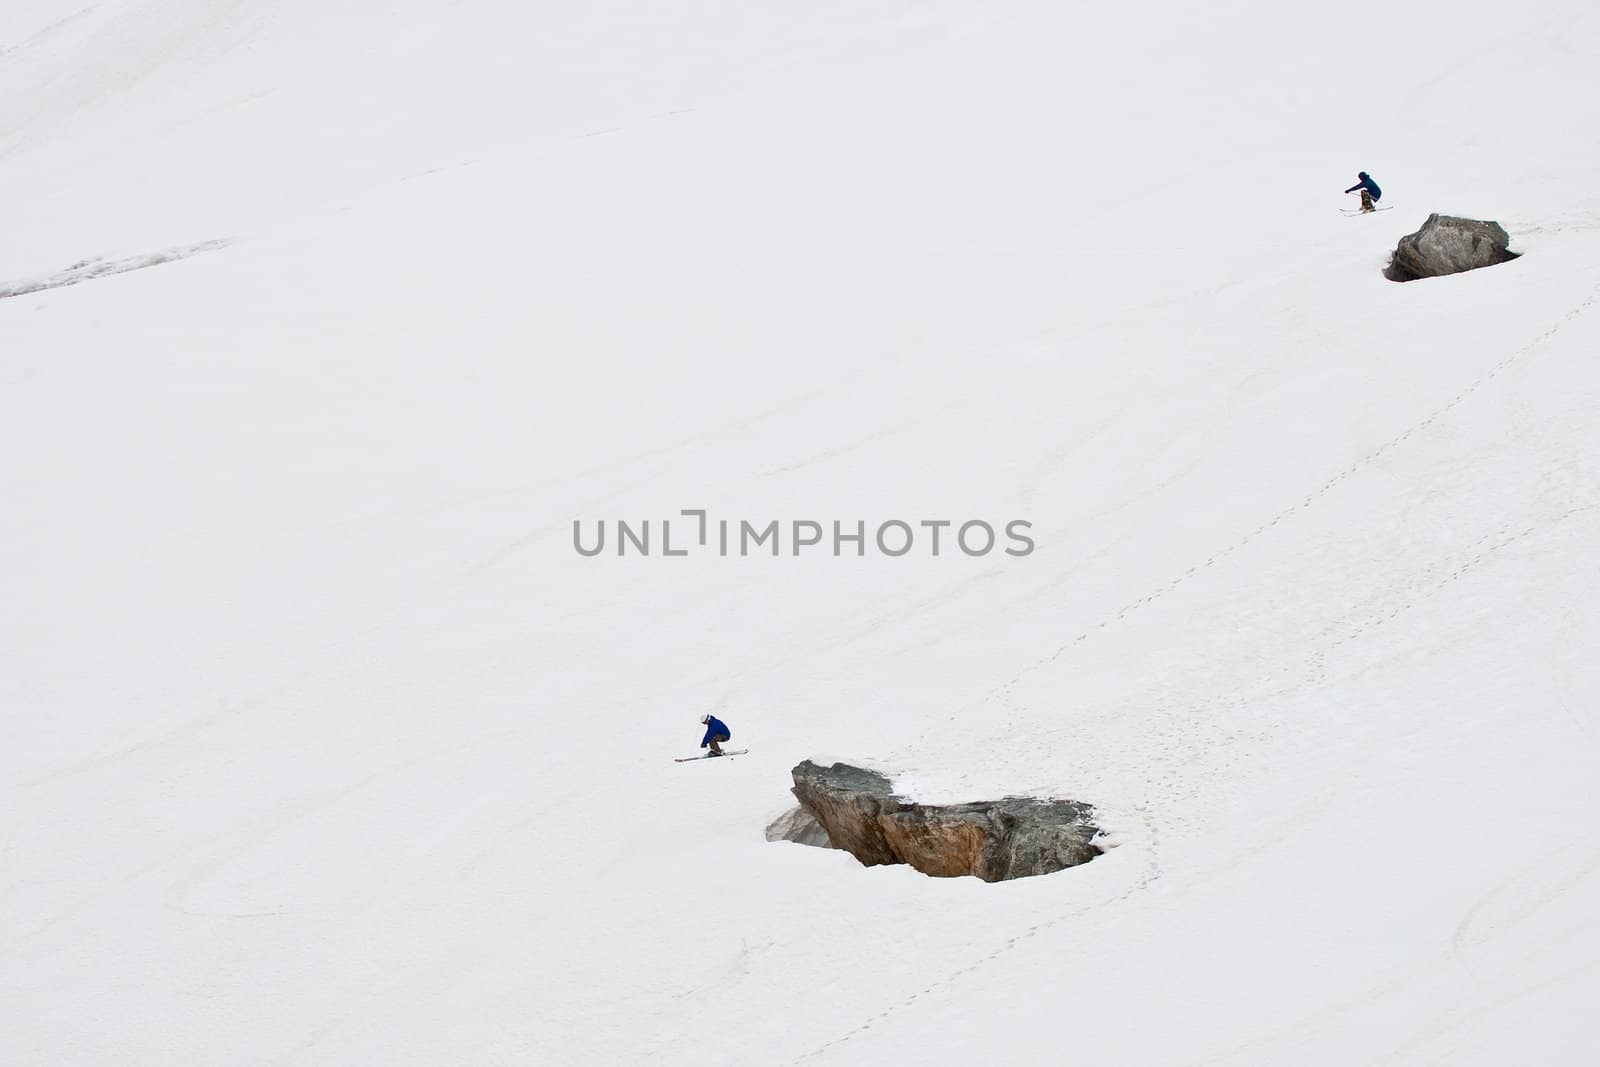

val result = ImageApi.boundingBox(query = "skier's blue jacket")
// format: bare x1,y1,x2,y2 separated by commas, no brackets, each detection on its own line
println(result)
701,716,731,747
1344,172,1381,200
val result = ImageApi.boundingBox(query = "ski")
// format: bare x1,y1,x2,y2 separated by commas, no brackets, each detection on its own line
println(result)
674,749,748,762
1340,205,1393,215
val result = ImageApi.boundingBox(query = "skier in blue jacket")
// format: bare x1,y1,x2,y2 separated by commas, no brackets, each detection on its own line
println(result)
699,714,731,756
1344,171,1382,212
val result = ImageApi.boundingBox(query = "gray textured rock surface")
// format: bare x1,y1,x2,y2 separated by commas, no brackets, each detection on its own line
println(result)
1385,213,1519,282
786,760,1100,882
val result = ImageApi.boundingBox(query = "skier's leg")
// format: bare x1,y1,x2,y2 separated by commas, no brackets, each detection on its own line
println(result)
1360,190,1373,212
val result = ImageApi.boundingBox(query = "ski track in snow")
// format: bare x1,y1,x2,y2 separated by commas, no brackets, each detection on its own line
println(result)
0,239,233,300
997,276,1600,699
793,804,1167,1063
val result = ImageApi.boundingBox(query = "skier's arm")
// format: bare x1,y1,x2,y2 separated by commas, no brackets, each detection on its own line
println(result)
1344,183,1362,194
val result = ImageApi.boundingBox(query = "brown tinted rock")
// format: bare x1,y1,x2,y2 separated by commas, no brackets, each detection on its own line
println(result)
787,761,1100,882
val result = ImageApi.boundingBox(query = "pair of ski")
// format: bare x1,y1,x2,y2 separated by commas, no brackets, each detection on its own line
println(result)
1341,205,1393,216
674,749,749,763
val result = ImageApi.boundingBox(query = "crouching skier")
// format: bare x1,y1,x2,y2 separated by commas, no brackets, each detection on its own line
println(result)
699,714,731,756
1344,171,1382,212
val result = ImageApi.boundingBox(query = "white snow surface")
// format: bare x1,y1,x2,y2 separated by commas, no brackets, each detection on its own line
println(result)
4,2,1600,1063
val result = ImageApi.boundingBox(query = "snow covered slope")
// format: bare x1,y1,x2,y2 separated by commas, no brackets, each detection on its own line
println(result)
4,1,1600,1063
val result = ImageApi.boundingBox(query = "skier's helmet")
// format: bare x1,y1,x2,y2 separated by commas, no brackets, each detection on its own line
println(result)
1358,171,1369,180
701,714,712,724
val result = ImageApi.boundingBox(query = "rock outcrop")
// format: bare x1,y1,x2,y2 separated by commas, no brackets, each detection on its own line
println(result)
774,760,1100,882
1385,213,1519,282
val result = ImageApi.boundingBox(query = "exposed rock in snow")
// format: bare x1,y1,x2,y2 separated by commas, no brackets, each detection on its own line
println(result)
1385,214,1519,282
786,761,1101,882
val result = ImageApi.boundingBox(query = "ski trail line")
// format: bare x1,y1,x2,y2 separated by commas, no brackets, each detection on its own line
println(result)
995,277,1600,696
791,810,1162,1064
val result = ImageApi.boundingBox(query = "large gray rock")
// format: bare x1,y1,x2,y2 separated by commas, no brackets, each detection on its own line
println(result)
1385,213,1519,282
784,760,1100,882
